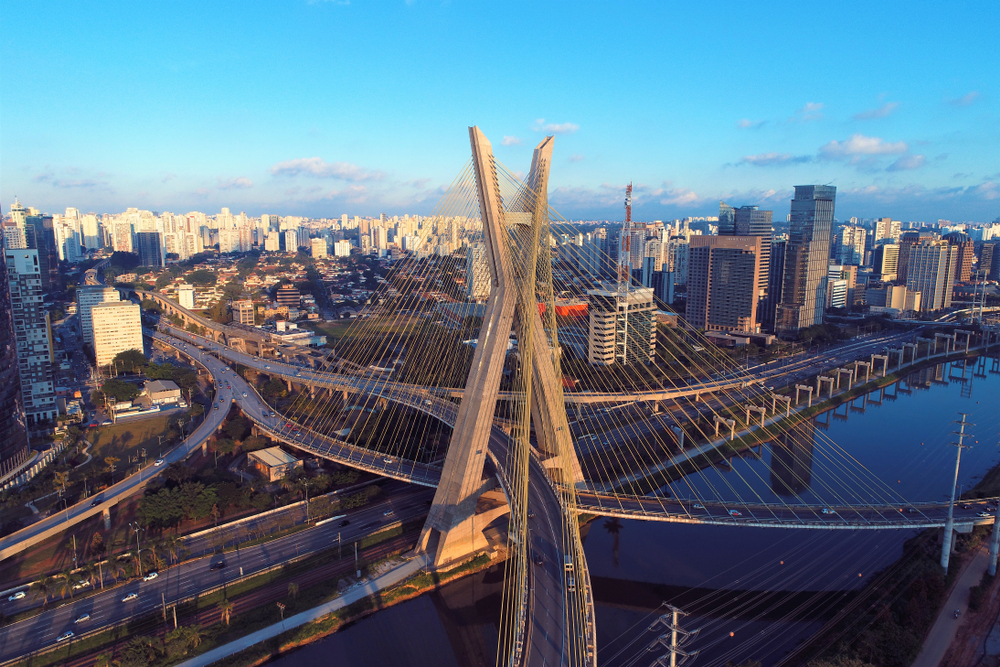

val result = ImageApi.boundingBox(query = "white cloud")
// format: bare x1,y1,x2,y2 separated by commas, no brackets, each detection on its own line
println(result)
948,91,981,107
533,118,579,134
886,154,927,172
569,154,584,162
738,152,812,167
819,134,908,159
501,136,523,146
736,119,766,129
650,182,701,207
853,102,898,120
269,157,385,182
218,176,253,190
789,102,824,123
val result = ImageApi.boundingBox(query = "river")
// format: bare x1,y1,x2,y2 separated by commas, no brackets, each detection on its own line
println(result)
266,356,1000,667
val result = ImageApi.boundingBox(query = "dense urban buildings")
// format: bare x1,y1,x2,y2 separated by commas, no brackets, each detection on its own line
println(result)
0,249,29,477
906,238,957,312
4,249,57,425
775,185,837,336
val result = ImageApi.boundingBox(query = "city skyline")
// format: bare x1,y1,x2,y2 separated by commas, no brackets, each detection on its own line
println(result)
3,2,998,222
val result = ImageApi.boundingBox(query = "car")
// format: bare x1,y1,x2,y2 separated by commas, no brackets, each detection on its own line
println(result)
383,457,394,464
962,503,972,510
821,508,836,515
527,512,535,519
979,512,993,518
57,631,74,642
121,593,138,602
224,367,230,372
533,555,544,566
693,503,705,510
729,510,742,517
75,613,91,623
265,365,271,369
143,572,158,581
340,519,350,527
90,499,101,507
210,560,227,570
954,609,961,618
213,405,218,410
243,392,248,398
423,399,432,406
7,591,25,601
383,510,394,516
906,508,917,514
72,580,90,590
153,459,165,467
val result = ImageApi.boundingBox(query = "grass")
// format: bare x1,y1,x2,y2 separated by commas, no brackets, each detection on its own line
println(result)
85,414,180,471
303,315,420,344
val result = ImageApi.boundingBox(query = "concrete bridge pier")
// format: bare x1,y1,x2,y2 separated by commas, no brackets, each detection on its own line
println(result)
713,416,736,439
903,342,918,364
746,405,766,428
917,337,934,358
955,329,974,354
854,361,871,384
772,394,791,417
286,379,293,393
795,384,813,407
871,354,889,377
817,375,835,398
834,368,853,389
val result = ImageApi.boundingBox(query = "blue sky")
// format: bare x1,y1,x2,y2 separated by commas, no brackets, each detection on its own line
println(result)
3,1,998,222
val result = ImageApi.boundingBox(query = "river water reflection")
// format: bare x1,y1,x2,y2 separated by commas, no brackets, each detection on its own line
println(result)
268,358,1000,667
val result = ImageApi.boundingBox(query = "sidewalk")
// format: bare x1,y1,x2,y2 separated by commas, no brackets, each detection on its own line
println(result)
912,547,990,667
175,554,429,667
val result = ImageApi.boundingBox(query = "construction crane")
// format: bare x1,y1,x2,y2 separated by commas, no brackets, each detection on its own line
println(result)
617,183,633,363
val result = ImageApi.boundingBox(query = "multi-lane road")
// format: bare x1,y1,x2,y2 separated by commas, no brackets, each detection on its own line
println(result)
0,488,432,663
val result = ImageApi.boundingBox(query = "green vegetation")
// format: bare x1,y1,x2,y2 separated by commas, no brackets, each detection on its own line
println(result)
186,269,217,286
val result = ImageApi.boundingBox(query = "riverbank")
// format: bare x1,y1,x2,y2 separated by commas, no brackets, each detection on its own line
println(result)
202,552,499,667
626,349,992,494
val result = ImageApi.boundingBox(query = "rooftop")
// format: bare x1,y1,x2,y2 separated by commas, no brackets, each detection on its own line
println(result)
249,446,300,468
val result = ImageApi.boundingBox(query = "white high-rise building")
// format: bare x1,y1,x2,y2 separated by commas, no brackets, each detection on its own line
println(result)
177,285,195,309
311,237,328,258
466,243,491,301
81,214,101,250
5,248,57,424
77,286,121,345
333,239,352,257
92,301,143,366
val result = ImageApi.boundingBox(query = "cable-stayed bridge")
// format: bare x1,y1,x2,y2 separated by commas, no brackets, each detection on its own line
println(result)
147,128,1000,667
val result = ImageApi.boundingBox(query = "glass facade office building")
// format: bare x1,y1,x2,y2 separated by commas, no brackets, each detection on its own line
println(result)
776,185,836,335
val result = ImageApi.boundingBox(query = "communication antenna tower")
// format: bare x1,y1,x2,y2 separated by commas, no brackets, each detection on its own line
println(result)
617,183,633,363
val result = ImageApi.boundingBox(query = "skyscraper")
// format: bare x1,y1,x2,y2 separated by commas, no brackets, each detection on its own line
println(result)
775,185,837,336
906,239,957,312
0,249,29,477
24,213,59,292
719,202,772,326
77,286,121,345
762,238,786,332
136,231,164,268
4,249,57,425
686,235,763,333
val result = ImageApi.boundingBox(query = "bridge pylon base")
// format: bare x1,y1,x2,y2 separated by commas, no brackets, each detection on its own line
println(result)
417,478,509,569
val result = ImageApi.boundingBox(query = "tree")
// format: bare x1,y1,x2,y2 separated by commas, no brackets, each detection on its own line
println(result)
219,599,234,626
31,574,52,606
186,269,217,286
287,582,299,601
90,531,106,556
101,379,140,402
114,349,148,372
117,636,160,667
94,653,114,667
57,569,74,599
53,470,70,496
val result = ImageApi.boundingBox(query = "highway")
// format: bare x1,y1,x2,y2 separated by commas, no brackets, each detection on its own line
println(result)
0,489,431,664
0,350,230,562
155,329,579,666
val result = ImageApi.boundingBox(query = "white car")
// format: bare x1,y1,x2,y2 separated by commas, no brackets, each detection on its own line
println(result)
57,631,74,642
692,503,705,510
7,591,25,601
243,392,248,397
75,613,91,623
121,592,138,602
71,580,90,590
143,572,158,581
153,459,165,467
383,457,394,464
423,399,432,406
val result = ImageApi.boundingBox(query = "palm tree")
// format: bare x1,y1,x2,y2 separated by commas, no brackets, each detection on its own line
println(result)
31,575,51,606
58,569,75,599
94,653,114,667
185,625,205,651
287,582,299,601
219,599,234,626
